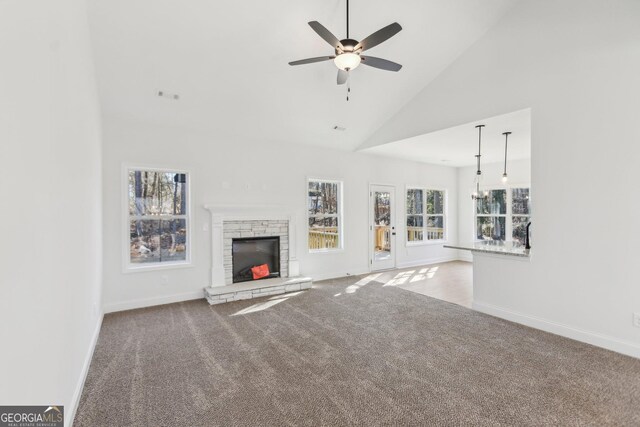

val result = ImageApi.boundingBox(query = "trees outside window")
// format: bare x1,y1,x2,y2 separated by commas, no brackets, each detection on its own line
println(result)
406,189,424,242
475,187,530,243
127,169,189,268
476,189,507,241
406,188,446,243
308,180,342,251
511,188,531,244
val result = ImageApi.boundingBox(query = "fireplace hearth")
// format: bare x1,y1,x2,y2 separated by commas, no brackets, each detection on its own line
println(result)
232,236,280,283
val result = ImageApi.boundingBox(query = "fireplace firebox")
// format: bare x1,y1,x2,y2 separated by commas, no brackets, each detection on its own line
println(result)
232,236,280,283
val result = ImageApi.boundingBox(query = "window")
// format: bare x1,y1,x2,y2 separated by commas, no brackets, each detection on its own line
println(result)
406,189,424,242
127,169,189,268
406,188,446,243
476,189,507,241
511,188,531,244
475,187,530,243
308,179,342,251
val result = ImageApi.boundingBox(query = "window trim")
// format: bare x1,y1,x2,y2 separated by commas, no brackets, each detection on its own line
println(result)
405,186,448,247
122,165,193,273
307,177,344,253
474,184,531,243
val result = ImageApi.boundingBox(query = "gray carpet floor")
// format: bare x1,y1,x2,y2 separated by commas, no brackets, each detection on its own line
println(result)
75,273,640,426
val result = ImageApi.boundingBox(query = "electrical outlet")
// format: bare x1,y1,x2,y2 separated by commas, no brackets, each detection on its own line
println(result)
633,312,640,328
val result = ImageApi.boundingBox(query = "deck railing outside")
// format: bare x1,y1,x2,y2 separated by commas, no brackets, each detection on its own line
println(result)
375,225,391,251
309,226,445,250
407,226,444,242
309,227,339,250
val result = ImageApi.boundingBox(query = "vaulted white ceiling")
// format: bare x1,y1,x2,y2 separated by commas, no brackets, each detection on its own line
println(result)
362,108,531,167
87,0,518,151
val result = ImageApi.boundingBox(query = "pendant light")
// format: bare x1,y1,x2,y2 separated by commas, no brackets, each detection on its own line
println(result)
471,124,488,201
502,131,511,183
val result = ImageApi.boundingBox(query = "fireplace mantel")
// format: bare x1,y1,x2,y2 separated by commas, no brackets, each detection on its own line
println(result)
203,204,300,287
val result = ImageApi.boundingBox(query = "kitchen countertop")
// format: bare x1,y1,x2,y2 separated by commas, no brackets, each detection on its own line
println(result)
444,241,530,257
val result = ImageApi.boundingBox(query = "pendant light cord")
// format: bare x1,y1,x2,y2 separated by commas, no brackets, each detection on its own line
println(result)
504,135,508,175
475,125,484,175
502,131,511,175
472,125,486,200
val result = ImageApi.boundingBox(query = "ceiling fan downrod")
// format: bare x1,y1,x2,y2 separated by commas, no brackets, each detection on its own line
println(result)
346,0,350,38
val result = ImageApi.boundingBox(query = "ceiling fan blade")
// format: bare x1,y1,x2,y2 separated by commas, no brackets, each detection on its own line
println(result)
361,56,402,72
337,69,348,85
308,21,344,50
355,22,402,52
289,56,335,66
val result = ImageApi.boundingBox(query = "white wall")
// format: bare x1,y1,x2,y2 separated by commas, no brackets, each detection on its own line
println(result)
457,159,531,261
101,116,460,312
0,0,103,423
364,0,640,357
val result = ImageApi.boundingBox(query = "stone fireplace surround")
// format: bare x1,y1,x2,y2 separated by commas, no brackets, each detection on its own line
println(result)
202,205,311,305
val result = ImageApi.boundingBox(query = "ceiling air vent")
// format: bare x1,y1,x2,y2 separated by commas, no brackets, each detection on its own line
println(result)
157,90,179,100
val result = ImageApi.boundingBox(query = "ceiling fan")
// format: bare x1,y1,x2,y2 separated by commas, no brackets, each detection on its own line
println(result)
289,0,403,85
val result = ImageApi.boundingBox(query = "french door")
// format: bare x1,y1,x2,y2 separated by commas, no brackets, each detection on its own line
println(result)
370,185,396,271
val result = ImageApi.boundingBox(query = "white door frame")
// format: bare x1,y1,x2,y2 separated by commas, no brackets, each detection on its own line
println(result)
369,184,396,272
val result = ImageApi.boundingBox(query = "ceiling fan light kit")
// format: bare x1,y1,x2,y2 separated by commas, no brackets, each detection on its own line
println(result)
289,0,402,96
334,52,361,71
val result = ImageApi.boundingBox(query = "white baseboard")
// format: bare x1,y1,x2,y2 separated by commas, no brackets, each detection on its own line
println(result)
311,257,465,282
473,301,640,359
311,268,371,282
103,257,466,313
104,290,204,313
67,311,104,427
457,252,473,262
396,256,461,269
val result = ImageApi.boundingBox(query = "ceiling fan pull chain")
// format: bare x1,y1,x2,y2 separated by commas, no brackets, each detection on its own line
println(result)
347,79,351,101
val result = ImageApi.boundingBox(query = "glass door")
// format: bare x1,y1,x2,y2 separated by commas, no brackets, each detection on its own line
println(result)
370,185,395,271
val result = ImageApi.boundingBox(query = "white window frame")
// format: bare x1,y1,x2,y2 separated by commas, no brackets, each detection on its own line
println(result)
474,185,531,242
122,165,192,273
307,178,344,253
405,186,448,246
